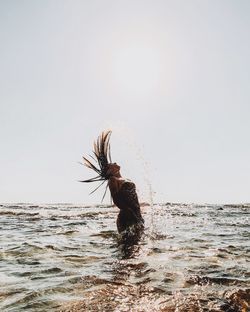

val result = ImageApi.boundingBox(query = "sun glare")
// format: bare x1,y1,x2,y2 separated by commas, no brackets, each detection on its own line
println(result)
111,44,163,99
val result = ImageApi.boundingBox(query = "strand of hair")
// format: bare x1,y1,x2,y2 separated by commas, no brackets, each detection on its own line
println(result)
89,180,106,195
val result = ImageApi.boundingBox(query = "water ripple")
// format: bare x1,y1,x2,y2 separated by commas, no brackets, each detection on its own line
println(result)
0,203,249,311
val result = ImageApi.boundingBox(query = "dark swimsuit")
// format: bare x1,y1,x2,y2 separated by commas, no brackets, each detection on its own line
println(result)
111,180,144,233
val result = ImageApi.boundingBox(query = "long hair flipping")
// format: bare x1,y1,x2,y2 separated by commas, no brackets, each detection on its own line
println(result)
80,130,112,199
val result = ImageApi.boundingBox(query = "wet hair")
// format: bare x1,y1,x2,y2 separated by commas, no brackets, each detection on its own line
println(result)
80,130,112,200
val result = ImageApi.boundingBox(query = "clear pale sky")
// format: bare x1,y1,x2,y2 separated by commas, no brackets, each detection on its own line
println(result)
0,1,249,204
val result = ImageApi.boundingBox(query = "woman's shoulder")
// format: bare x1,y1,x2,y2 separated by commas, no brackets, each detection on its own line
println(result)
120,179,136,189
109,177,135,193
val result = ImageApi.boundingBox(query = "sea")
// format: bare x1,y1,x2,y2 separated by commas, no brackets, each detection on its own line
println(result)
0,203,249,311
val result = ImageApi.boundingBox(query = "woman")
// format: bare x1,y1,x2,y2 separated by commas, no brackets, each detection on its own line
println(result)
81,131,144,234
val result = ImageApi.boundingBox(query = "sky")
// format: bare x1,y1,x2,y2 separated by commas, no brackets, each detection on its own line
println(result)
0,0,249,204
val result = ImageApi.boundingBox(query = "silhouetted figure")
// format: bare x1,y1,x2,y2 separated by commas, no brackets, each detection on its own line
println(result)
80,131,144,235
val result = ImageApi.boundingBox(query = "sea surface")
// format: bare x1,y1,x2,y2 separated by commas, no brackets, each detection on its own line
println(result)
0,203,249,311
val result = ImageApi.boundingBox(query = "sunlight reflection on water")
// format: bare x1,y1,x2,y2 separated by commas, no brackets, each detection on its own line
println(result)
0,203,249,311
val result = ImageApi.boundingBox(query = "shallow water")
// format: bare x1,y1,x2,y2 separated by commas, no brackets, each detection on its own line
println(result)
0,203,249,311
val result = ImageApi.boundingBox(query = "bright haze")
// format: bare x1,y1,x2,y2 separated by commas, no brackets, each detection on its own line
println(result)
0,1,249,205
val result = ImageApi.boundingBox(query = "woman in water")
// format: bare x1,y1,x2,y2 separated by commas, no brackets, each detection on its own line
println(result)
80,130,144,234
